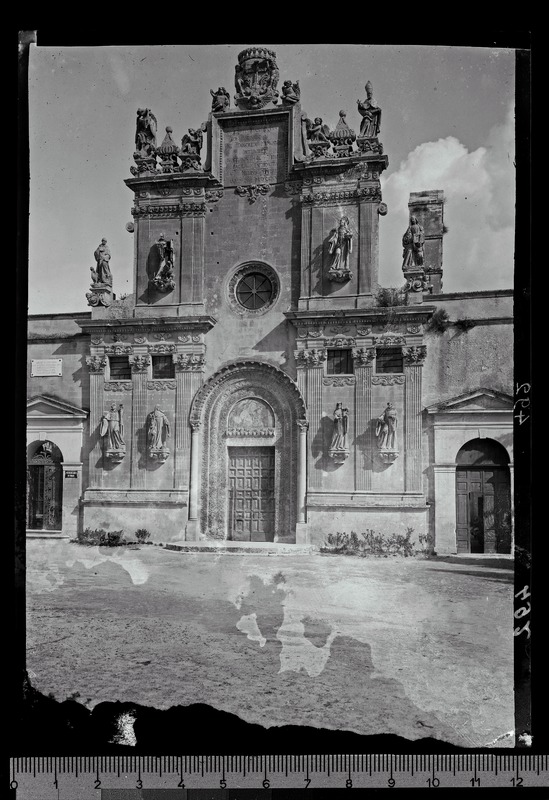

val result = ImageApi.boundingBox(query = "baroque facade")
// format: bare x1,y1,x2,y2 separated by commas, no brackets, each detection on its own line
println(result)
27,47,514,554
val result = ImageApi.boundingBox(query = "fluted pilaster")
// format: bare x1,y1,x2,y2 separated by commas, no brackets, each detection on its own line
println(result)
130,354,150,488
403,346,426,492
86,356,107,487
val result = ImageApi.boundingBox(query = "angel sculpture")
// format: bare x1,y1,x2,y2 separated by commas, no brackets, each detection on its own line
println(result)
135,108,158,156
305,116,331,143
180,127,203,156
210,87,230,112
281,80,300,104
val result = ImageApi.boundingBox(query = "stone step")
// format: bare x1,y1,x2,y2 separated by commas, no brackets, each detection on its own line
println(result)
164,540,315,555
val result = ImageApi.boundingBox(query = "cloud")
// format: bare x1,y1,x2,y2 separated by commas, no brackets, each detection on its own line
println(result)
380,103,515,292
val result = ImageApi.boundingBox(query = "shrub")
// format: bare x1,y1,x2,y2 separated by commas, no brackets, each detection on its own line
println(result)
418,530,436,557
427,308,450,334
322,527,416,557
374,286,407,308
135,528,151,544
76,528,125,546
454,317,476,332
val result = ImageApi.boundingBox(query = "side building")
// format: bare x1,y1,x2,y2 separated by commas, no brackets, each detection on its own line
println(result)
26,47,514,555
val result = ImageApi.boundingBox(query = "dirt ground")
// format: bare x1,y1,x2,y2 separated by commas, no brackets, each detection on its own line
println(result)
26,540,514,748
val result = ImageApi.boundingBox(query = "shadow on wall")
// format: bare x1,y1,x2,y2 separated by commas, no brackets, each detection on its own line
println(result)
312,416,342,473
253,321,292,370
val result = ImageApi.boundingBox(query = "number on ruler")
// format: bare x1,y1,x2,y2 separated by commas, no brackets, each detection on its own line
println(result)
136,778,143,789
263,778,270,789
511,776,524,786
388,777,396,787
346,777,353,788
94,779,101,789
304,778,311,788
470,777,481,786
178,778,185,788
427,777,440,787
220,779,227,789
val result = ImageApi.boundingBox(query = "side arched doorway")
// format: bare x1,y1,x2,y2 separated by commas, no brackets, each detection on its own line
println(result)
188,360,308,543
455,438,511,554
27,440,64,531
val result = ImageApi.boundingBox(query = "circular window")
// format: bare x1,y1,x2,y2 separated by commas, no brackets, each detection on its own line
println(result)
236,272,274,310
228,263,279,316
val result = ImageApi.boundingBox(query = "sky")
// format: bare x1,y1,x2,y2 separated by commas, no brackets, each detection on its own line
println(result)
27,43,516,314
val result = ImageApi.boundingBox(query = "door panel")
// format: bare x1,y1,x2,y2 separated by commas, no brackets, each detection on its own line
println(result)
228,447,275,542
456,466,511,554
28,463,62,531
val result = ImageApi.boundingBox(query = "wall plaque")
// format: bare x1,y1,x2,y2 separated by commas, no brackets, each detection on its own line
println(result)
64,471,78,479
31,359,62,377
222,115,288,186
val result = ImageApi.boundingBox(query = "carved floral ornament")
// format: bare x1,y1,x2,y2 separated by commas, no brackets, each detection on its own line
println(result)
351,347,376,366
235,184,270,203
403,345,427,365
86,355,108,373
129,354,151,372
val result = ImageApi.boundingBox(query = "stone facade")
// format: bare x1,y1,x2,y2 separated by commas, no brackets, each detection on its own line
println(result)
26,47,513,554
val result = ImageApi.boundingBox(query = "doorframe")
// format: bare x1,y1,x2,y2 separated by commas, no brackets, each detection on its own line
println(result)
425,394,513,555
227,444,276,542
456,464,512,554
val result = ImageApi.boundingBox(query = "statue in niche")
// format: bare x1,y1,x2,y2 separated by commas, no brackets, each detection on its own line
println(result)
281,80,300,104
376,403,398,451
330,403,349,451
90,238,113,286
100,403,125,452
402,215,425,269
180,127,204,157
147,405,170,455
135,108,158,156
151,234,175,293
357,81,381,138
328,216,353,281
210,87,230,112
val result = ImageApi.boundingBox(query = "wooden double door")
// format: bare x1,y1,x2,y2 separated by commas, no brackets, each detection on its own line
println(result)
228,446,275,541
456,467,511,553
27,463,62,531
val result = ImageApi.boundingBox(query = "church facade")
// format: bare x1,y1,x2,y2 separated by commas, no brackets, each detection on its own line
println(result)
26,47,514,555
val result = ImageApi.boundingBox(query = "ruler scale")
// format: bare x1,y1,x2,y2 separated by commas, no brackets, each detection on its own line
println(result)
8,754,549,795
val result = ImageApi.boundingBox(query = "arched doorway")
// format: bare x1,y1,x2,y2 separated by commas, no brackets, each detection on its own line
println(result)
189,361,308,542
27,440,64,531
455,438,511,554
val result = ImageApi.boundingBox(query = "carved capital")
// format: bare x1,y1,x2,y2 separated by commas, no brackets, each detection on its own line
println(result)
129,354,151,373
403,345,427,365
297,419,310,432
295,348,326,367
352,347,376,367
86,355,107,373
174,353,205,372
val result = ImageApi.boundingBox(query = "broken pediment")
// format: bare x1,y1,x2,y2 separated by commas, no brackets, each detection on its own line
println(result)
426,388,513,414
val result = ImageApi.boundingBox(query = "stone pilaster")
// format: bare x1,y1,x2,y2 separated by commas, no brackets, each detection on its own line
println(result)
403,346,426,492
297,420,309,523
295,349,326,490
300,206,311,299
353,347,375,490
174,354,205,489
129,353,150,488
86,355,107,488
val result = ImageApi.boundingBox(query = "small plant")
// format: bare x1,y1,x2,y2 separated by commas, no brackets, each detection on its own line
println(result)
374,286,407,308
76,528,125,546
427,308,450,334
135,528,151,544
321,527,418,557
417,530,436,557
454,317,476,332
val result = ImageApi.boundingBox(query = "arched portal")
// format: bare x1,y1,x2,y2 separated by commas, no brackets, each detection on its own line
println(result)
26,440,64,531
189,360,308,543
455,438,511,553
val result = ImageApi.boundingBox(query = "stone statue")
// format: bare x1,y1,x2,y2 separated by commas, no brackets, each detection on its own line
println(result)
328,216,353,277
210,87,230,112
147,405,170,451
305,117,331,143
376,403,398,450
357,81,381,138
180,127,203,156
91,238,112,286
330,403,349,451
100,403,125,450
151,234,175,293
402,215,425,269
135,108,158,156
281,80,300,104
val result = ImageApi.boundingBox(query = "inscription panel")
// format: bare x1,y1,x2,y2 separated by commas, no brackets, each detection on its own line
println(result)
222,116,289,186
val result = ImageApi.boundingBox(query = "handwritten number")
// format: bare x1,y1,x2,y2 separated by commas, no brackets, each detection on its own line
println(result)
514,620,531,638
516,382,531,395
515,585,531,601
514,602,531,619
514,411,530,425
